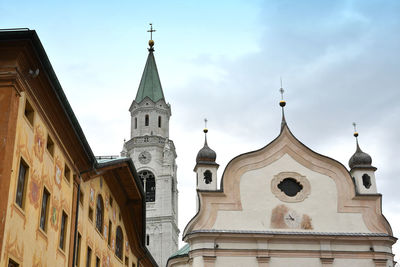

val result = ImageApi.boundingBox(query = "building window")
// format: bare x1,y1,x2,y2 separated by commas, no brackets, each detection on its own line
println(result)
145,114,149,126
146,234,149,246
59,211,68,250
79,190,84,206
46,134,54,157
134,117,137,129
64,164,71,183
125,257,129,267
8,258,19,267
88,206,94,221
277,178,303,197
24,99,34,126
15,159,29,209
204,170,212,184
115,226,123,260
109,196,113,207
138,170,156,202
158,116,161,128
86,247,92,267
362,173,372,189
108,220,112,246
39,187,50,231
76,233,81,267
96,195,104,233
96,256,100,267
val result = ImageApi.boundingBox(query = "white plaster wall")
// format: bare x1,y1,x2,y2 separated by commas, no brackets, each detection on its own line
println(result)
332,258,375,267
130,100,170,139
214,256,258,267
212,153,370,233
269,257,321,267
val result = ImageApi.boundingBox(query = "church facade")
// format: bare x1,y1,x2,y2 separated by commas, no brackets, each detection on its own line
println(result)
168,100,396,267
121,37,179,267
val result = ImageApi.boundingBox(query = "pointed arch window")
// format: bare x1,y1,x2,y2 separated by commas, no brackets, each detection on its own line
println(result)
158,116,162,128
134,117,137,129
96,195,104,233
145,115,149,126
115,226,123,260
138,170,156,202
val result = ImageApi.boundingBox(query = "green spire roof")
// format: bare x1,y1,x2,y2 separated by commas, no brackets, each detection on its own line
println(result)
135,49,165,103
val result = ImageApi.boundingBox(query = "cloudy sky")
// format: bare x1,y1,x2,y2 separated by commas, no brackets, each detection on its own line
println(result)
3,0,399,261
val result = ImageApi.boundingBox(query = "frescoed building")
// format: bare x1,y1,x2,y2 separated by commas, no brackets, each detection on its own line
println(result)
0,29,156,267
167,97,397,267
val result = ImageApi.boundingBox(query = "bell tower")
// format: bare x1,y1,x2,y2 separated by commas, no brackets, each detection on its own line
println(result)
122,24,179,267
348,123,378,194
194,120,219,210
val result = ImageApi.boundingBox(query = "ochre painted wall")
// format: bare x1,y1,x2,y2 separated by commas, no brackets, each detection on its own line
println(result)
1,92,75,266
0,85,20,261
77,176,139,267
0,92,141,267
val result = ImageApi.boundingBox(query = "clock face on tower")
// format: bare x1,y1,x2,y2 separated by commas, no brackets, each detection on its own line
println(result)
138,151,151,164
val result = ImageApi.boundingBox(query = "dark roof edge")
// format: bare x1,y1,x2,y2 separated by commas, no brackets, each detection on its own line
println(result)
0,29,96,168
95,157,158,266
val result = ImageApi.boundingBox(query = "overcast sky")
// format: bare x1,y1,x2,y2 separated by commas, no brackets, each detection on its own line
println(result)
2,0,399,261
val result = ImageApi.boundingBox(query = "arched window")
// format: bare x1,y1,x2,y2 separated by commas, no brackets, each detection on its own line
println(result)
362,173,372,189
204,170,212,184
138,170,156,202
145,115,149,126
134,117,137,129
96,195,104,233
115,226,123,259
158,116,162,128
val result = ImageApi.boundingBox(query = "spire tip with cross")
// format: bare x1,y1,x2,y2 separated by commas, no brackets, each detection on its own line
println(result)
203,118,208,134
279,77,286,108
352,122,359,138
147,23,156,48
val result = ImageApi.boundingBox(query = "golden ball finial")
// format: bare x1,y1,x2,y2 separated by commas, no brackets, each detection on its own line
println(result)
149,40,154,47
279,100,286,107
353,132,359,137
203,128,208,133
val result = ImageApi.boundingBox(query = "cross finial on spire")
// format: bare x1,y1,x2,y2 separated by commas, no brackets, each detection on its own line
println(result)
147,23,156,40
203,118,209,145
352,122,359,138
203,118,208,133
279,79,287,131
147,23,156,49
280,78,284,99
